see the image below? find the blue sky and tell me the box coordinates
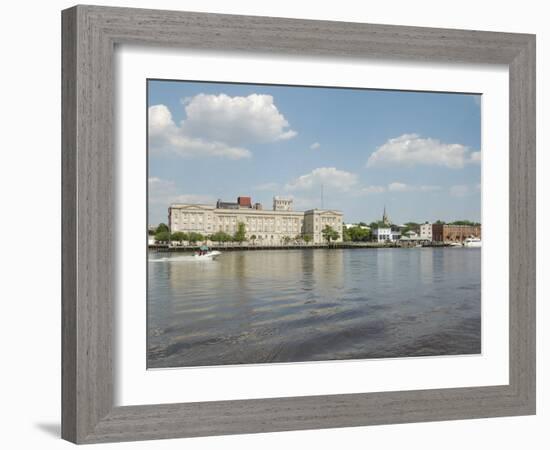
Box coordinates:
[148,79,481,226]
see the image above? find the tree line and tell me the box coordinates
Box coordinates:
[151,222,344,245]
[151,223,337,245]
[151,219,479,246]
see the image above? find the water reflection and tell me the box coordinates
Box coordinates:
[148,248,481,368]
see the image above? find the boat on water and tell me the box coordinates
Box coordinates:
[449,242,463,247]
[463,237,482,248]
[194,245,221,260]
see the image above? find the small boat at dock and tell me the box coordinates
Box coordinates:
[463,237,482,248]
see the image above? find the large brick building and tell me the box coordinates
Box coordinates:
[431,224,481,243]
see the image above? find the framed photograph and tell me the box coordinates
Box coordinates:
[62,5,536,444]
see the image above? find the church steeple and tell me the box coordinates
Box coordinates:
[382,205,391,226]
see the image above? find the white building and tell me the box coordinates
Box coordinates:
[343,223,370,230]
[273,196,293,211]
[303,209,344,244]
[420,222,433,241]
[372,227,401,243]
[168,197,343,245]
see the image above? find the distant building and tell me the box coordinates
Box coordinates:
[169,196,343,245]
[273,196,293,211]
[403,230,419,238]
[372,227,401,243]
[419,222,433,241]
[371,207,399,242]
[343,223,370,230]
[432,224,481,243]
[303,209,344,243]
[216,199,239,209]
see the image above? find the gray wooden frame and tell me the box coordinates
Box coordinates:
[62,4,536,444]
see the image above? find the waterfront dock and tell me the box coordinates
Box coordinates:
[149,242,450,252]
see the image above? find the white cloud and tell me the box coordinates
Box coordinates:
[469,151,481,163]
[367,134,479,169]
[149,94,296,159]
[180,93,296,144]
[148,105,174,136]
[450,184,472,198]
[388,182,441,192]
[148,176,214,206]
[310,142,321,150]
[283,167,386,200]
[285,167,359,192]
[149,104,251,160]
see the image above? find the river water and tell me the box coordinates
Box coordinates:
[147,248,481,368]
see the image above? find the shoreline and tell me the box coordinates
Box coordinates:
[148,242,453,252]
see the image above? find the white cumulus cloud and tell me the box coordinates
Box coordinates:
[310,142,321,150]
[180,93,296,144]
[149,104,250,159]
[367,134,479,169]
[284,167,387,198]
[149,93,296,159]
[285,167,359,192]
[388,182,441,192]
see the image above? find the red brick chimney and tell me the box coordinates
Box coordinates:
[237,196,252,208]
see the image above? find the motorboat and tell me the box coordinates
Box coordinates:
[463,237,482,248]
[449,242,463,247]
[193,250,221,260]
[194,245,221,260]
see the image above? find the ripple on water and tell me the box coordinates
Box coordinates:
[147,248,481,368]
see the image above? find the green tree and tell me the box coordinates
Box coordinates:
[210,231,232,243]
[449,220,480,226]
[170,231,187,243]
[401,222,420,234]
[155,223,169,234]
[154,230,170,243]
[343,227,351,242]
[348,226,370,242]
[187,232,204,244]
[322,225,339,244]
[282,235,292,245]
[303,235,312,244]
[369,220,388,229]
[233,222,247,244]
[294,234,303,243]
